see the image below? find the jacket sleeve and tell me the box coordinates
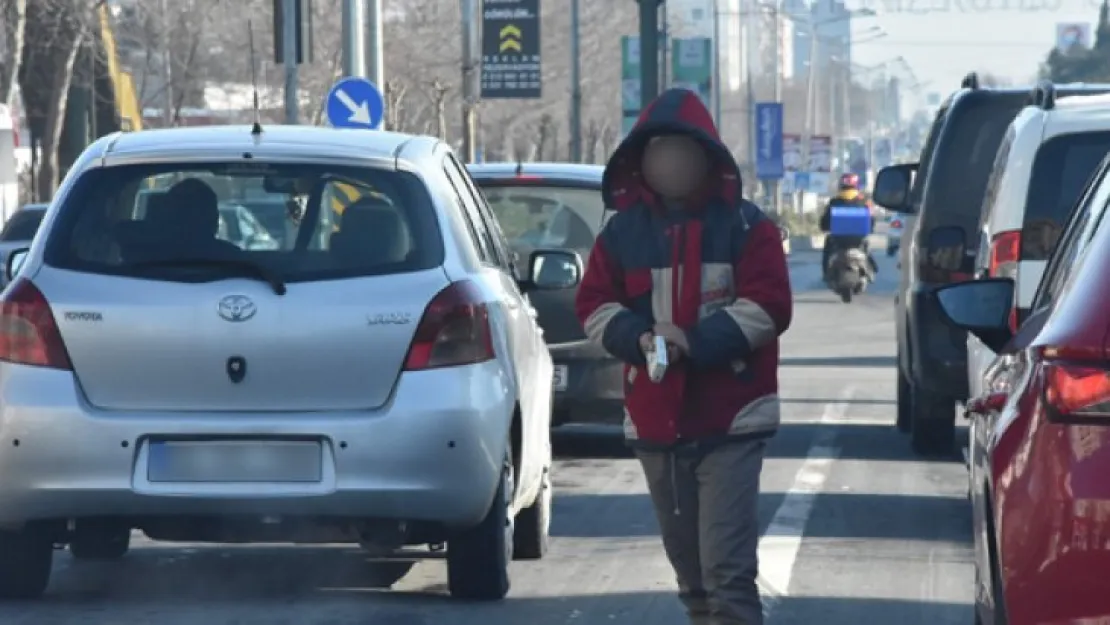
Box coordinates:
[684,219,793,368]
[575,230,652,366]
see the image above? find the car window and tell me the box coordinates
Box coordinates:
[217,209,243,242]
[974,127,1016,274]
[42,162,443,284]
[1031,159,1110,311]
[923,97,1025,235]
[908,104,947,207]
[1021,131,1110,261]
[479,185,603,250]
[443,158,499,265]
[0,209,45,241]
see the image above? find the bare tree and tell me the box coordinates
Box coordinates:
[0,0,27,105]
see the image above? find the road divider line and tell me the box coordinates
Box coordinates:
[758,386,853,618]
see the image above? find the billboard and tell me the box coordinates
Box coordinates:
[1056,22,1092,53]
[481,0,542,99]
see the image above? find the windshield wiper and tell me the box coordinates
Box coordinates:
[129,257,288,295]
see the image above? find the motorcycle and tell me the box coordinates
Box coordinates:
[825,244,874,303]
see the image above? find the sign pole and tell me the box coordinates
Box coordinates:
[341,0,367,78]
[461,0,479,163]
[282,0,299,124]
[569,0,582,162]
[637,0,660,109]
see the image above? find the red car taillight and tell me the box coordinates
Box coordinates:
[1042,346,1110,422]
[989,229,1021,331]
[891,219,903,229]
[403,281,495,371]
[0,279,72,369]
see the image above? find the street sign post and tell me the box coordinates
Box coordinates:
[755,102,784,180]
[325,77,385,130]
[481,0,542,99]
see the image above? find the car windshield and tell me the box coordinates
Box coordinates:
[42,162,443,284]
[0,209,45,241]
[478,185,604,249]
[1021,131,1110,260]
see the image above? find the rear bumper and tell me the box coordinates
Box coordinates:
[0,361,514,530]
[550,340,623,426]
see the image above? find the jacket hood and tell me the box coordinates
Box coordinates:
[602,88,742,210]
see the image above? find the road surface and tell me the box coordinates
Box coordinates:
[0,250,974,624]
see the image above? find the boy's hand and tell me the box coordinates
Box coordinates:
[654,323,689,360]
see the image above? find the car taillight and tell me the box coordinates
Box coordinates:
[891,219,903,229]
[1042,345,1110,422]
[0,279,72,369]
[988,230,1021,280]
[988,230,1022,331]
[404,280,495,371]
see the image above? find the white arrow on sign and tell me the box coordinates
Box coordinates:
[334,88,372,125]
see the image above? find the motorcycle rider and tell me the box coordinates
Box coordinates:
[819,173,878,277]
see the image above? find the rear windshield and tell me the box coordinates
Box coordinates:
[923,97,1025,232]
[476,184,604,249]
[43,162,443,283]
[0,209,44,241]
[1022,131,1110,260]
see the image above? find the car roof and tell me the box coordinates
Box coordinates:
[466,162,604,184]
[80,125,441,172]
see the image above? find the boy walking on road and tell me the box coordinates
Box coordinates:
[575,88,793,625]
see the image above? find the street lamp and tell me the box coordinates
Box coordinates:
[797,8,876,197]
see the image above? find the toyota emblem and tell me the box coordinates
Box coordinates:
[217,295,257,322]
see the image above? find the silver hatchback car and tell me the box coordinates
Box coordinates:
[0,125,579,601]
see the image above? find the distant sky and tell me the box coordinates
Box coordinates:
[845,0,1102,108]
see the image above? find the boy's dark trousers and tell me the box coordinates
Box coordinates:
[636,437,767,625]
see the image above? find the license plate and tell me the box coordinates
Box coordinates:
[147,440,323,483]
[552,365,568,392]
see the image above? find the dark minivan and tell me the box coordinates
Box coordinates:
[468,163,620,427]
[872,73,1110,455]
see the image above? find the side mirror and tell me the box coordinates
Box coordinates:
[873,163,917,213]
[524,249,583,291]
[934,278,1015,353]
[6,248,29,282]
[925,225,967,272]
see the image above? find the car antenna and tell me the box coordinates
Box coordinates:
[246,20,263,137]
[514,160,523,176]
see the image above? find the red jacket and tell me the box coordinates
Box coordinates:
[575,88,793,448]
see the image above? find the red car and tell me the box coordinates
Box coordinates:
[934,154,1110,625]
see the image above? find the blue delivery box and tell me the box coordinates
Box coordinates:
[829,204,872,237]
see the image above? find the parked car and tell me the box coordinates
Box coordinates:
[0,125,576,600]
[967,84,1110,404]
[0,202,46,287]
[885,212,908,257]
[872,72,1110,455]
[935,149,1110,624]
[467,162,621,427]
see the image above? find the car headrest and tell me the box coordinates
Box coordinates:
[332,200,411,266]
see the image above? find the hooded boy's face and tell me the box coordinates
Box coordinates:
[641,134,710,200]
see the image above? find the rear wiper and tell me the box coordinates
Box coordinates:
[129,257,288,295]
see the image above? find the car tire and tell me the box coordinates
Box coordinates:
[69,524,130,561]
[512,465,551,561]
[896,364,912,433]
[446,446,513,601]
[910,388,956,455]
[0,525,54,599]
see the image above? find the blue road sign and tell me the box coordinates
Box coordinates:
[794,171,810,192]
[755,102,784,180]
[325,77,385,130]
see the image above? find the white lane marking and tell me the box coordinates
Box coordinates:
[758,386,853,617]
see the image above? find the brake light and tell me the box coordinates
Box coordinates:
[988,230,1021,279]
[891,219,903,229]
[0,279,71,369]
[404,281,495,371]
[1041,345,1110,421]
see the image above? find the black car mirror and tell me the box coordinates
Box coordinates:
[873,163,917,213]
[934,278,1015,352]
[524,249,583,291]
[6,248,29,282]
[925,225,967,272]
